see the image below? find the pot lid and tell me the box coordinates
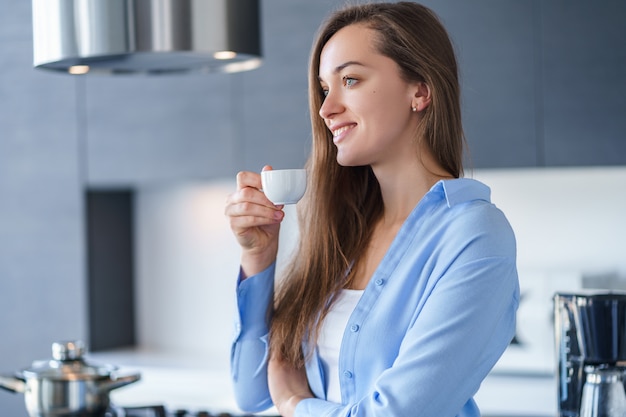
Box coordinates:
[22,341,116,380]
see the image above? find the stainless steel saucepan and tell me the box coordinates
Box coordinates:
[0,340,140,417]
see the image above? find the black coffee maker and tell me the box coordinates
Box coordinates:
[554,292,626,417]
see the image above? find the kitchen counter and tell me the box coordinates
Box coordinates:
[91,348,556,417]
[475,372,556,417]
[90,348,278,415]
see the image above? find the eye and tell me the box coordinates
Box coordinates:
[343,76,358,88]
[319,83,329,98]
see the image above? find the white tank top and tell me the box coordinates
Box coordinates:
[317,289,364,403]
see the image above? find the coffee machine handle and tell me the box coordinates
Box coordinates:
[555,294,586,416]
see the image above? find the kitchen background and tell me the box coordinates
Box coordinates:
[1,0,625,416]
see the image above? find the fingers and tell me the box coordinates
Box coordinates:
[225,169,284,271]
[226,170,285,231]
[236,170,262,192]
[229,172,281,210]
[226,201,283,232]
[232,169,284,209]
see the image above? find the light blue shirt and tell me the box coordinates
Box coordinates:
[231,178,520,417]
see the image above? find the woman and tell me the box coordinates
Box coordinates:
[224,3,519,417]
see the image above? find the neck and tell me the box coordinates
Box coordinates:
[373,152,453,226]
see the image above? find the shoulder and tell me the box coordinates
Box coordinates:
[435,178,509,224]
[427,178,517,254]
[439,178,491,207]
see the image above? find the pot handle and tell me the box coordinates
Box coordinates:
[0,374,26,394]
[97,372,141,394]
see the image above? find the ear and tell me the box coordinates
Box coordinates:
[411,82,432,112]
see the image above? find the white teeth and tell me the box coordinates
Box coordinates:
[332,125,354,137]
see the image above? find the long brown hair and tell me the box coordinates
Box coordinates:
[270,2,465,368]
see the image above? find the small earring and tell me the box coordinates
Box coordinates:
[412,106,417,112]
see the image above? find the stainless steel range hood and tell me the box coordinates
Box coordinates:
[32,0,262,75]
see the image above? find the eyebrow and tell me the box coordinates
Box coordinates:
[318,60,366,82]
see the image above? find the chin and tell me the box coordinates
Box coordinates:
[335,153,361,167]
[336,159,357,167]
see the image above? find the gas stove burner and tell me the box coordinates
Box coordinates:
[103,404,130,417]
[118,405,166,417]
[110,404,278,417]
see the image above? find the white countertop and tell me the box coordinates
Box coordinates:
[90,348,278,415]
[91,348,556,417]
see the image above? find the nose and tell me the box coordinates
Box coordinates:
[318,89,343,121]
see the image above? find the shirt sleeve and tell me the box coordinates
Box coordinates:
[230,263,276,413]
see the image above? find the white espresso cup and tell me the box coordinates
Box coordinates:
[261,169,307,205]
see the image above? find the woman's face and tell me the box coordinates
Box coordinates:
[318,24,421,168]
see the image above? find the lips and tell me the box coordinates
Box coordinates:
[330,123,356,139]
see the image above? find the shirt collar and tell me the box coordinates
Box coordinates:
[438,178,492,208]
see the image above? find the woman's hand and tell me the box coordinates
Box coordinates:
[225,166,284,277]
[268,355,313,417]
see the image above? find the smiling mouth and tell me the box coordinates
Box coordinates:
[332,124,355,137]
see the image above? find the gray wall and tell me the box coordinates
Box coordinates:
[0,1,86,415]
[1,0,624,415]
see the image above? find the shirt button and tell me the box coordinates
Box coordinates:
[343,370,353,379]
[375,278,384,286]
[350,324,359,332]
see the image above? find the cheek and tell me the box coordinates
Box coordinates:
[365,96,410,128]
[352,86,412,129]
[378,87,409,112]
